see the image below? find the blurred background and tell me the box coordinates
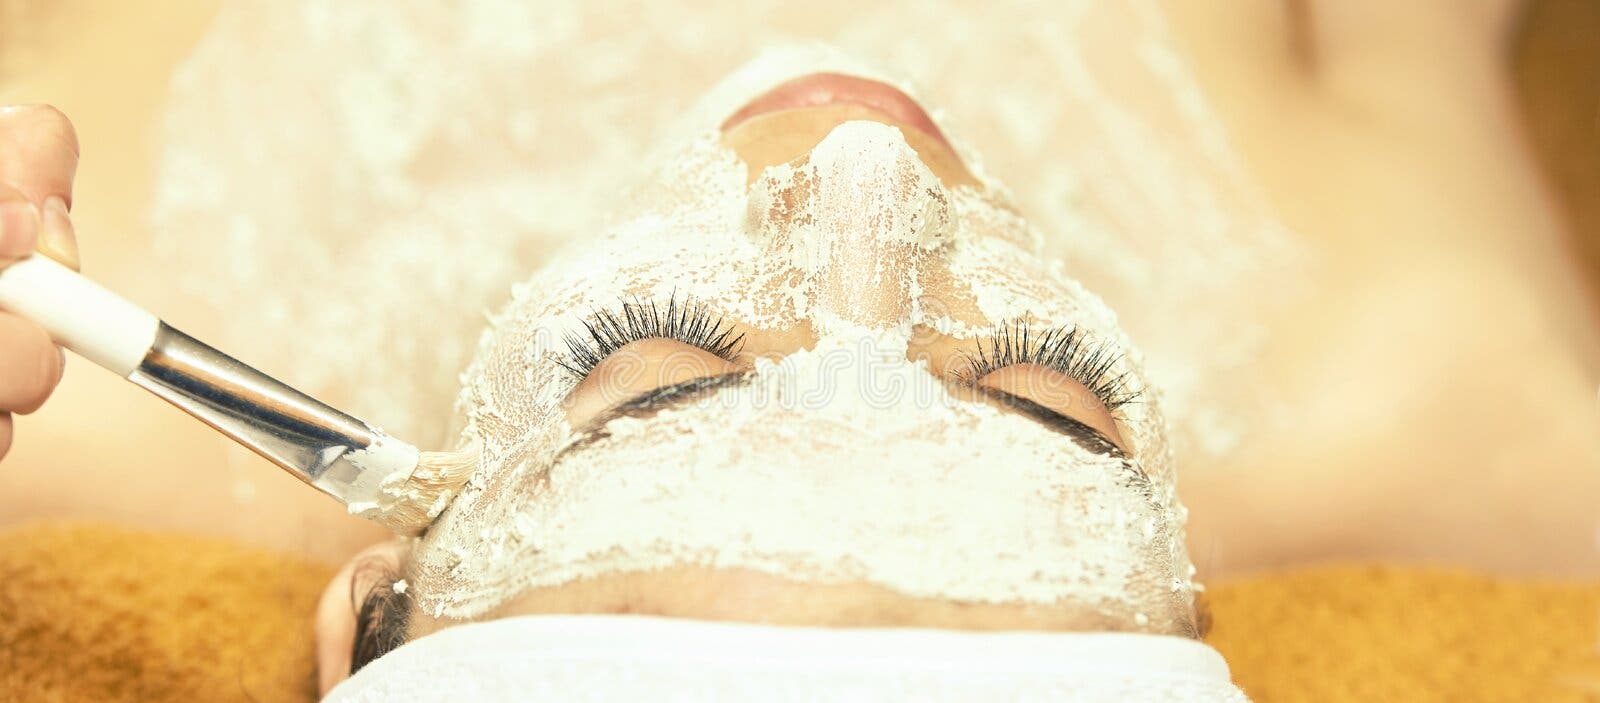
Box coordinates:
[0,0,1595,575]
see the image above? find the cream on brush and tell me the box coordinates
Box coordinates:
[0,254,476,534]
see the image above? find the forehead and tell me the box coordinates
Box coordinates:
[415,343,1189,620]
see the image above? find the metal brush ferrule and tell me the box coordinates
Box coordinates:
[127,322,410,506]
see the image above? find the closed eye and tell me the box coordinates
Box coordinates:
[558,295,747,426]
[967,382,1127,458]
[953,323,1140,454]
[562,337,742,427]
[558,294,744,381]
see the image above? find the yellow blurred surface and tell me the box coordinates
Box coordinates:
[3,521,1596,703]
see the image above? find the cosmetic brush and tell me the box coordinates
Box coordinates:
[0,255,476,534]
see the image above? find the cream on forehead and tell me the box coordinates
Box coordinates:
[427,334,1193,630]
[411,78,1190,621]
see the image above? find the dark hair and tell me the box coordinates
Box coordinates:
[350,563,412,674]
[1194,592,1213,639]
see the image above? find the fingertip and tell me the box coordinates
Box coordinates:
[0,104,80,158]
[0,103,77,137]
[0,103,80,208]
[0,313,63,415]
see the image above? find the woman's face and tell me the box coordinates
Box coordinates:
[347,55,1198,663]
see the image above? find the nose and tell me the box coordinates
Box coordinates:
[762,122,951,332]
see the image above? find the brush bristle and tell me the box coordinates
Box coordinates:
[370,440,480,535]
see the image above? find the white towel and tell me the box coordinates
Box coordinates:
[327,614,1251,702]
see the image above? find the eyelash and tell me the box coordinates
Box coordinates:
[557,294,745,379]
[557,305,1134,411]
[956,322,1142,411]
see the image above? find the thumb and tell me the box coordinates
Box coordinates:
[0,183,75,271]
[0,105,80,271]
[0,183,40,266]
[36,193,78,271]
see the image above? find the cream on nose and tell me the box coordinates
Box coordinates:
[750,121,951,333]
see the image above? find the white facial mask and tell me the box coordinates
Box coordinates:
[408,53,1197,631]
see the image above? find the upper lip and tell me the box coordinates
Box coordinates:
[720,72,951,148]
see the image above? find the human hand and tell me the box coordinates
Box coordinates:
[0,105,80,460]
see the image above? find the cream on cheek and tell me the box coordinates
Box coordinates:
[409,117,1193,624]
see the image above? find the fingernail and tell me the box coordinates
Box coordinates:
[0,199,40,259]
[37,196,78,269]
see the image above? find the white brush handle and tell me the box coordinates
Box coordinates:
[0,256,159,377]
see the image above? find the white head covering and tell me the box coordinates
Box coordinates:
[327,615,1251,702]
